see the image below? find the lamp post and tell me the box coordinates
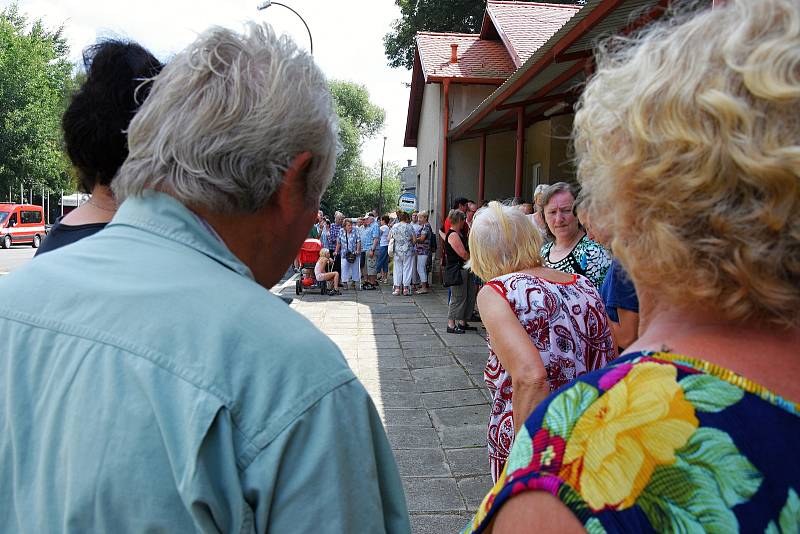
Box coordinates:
[378,136,387,216]
[256,1,313,55]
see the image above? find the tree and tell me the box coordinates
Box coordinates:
[0,3,74,200]
[384,0,582,70]
[321,80,387,216]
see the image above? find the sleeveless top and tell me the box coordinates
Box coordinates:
[445,229,466,268]
[482,272,615,482]
[465,351,800,534]
[541,234,612,288]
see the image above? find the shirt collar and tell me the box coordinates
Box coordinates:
[108,191,254,280]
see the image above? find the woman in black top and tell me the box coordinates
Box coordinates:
[445,209,476,334]
[37,40,162,256]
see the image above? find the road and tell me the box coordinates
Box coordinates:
[0,246,36,276]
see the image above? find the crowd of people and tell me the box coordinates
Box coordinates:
[310,208,435,296]
[0,0,797,532]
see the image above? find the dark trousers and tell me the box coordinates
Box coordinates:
[333,254,342,276]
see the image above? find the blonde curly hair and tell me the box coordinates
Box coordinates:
[574,0,800,329]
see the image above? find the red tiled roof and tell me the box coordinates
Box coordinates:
[415,32,515,81]
[484,1,580,66]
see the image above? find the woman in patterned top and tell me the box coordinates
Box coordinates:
[469,202,615,483]
[465,1,800,532]
[539,182,611,288]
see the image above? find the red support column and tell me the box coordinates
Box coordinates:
[478,133,486,204]
[441,79,450,225]
[514,107,524,199]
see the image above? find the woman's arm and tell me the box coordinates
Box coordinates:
[448,232,470,261]
[477,287,549,435]
[610,308,639,350]
[488,491,585,533]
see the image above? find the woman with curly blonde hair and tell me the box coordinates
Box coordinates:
[466,1,800,532]
[469,201,614,482]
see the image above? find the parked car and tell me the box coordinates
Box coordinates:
[0,204,46,249]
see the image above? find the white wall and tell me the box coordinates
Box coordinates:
[415,82,442,229]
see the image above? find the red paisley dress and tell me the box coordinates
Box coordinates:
[483,272,615,482]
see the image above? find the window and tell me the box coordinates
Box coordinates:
[21,210,42,224]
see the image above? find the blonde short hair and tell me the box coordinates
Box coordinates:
[319,248,330,259]
[468,201,543,281]
[574,0,800,328]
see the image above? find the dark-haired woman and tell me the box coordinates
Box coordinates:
[36,40,162,256]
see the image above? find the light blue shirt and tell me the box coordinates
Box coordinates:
[0,192,410,533]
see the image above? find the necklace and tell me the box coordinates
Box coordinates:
[87,197,118,212]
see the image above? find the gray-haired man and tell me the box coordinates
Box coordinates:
[0,24,409,533]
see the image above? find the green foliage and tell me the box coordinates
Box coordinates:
[0,4,74,197]
[543,381,598,439]
[321,80,396,217]
[384,0,582,70]
[679,374,744,413]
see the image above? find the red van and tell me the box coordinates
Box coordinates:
[0,204,46,249]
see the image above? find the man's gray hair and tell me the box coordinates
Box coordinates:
[113,23,339,212]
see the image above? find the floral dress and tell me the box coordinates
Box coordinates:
[465,352,800,534]
[541,234,612,288]
[483,272,615,483]
[391,222,415,257]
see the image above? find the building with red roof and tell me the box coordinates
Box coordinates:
[404,0,679,228]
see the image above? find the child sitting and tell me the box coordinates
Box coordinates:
[315,248,341,295]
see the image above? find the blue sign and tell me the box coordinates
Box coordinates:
[398,193,416,213]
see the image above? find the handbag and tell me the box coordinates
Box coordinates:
[345,231,357,263]
[442,262,463,287]
[388,237,395,258]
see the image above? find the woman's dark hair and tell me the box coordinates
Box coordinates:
[381,215,390,224]
[63,40,163,193]
[398,211,410,223]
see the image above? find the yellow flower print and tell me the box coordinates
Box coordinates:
[559,362,699,511]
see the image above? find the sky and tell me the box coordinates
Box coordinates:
[7,0,418,170]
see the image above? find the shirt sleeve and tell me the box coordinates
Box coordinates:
[241,380,410,534]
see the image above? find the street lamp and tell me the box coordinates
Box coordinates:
[378,136,387,216]
[256,1,313,55]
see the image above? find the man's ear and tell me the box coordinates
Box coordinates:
[273,152,313,210]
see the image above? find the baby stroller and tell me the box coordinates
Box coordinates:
[295,238,327,295]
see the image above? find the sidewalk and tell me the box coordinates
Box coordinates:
[276,278,493,534]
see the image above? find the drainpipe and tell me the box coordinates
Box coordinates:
[515,107,524,199]
[441,79,450,226]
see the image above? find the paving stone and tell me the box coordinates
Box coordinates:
[357,367,413,382]
[400,337,443,352]
[383,408,432,427]
[431,405,487,427]
[361,379,418,393]
[386,426,440,449]
[438,425,487,449]
[412,366,475,392]
[453,351,488,375]
[392,317,431,325]
[445,448,491,477]
[421,389,488,410]
[394,448,451,477]
[410,514,473,534]
[358,348,405,359]
[395,324,437,335]
[403,477,465,512]
[378,392,424,408]
[458,475,494,510]
[407,356,457,369]
[441,333,488,348]
[357,340,401,349]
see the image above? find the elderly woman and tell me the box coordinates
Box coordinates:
[334,218,361,290]
[469,202,614,482]
[414,211,433,294]
[36,41,162,255]
[390,211,416,295]
[444,209,476,333]
[539,182,611,288]
[466,1,800,532]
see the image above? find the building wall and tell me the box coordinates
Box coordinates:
[449,85,498,129]
[524,119,552,200]
[548,114,576,183]
[415,83,442,227]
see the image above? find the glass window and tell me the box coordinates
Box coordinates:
[0,212,8,224]
[21,210,42,224]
